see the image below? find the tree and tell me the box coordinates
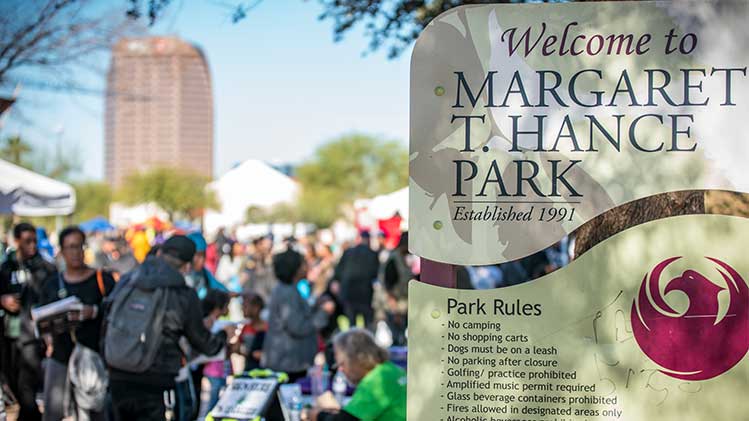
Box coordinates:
[317,0,511,58]
[0,0,137,91]
[29,140,81,181]
[245,203,300,224]
[117,166,217,221]
[0,135,31,165]
[296,133,408,227]
[1,134,82,181]
[125,0,263,24]
[123,0,560,58]
[72,181,112,223]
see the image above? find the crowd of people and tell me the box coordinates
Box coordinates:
[0,219,568,421]
[0,222,417,421]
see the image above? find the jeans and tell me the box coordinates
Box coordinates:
[205,376,225,415]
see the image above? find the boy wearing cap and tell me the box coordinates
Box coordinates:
[107,235,236,421]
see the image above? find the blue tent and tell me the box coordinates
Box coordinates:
[79,216,114,233]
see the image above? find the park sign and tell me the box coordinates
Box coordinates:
[408,215,749,421]
[407,2,749,421]
[409,0,749,265]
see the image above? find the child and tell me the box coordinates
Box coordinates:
[239,293,267,371]
[201,289,232,414]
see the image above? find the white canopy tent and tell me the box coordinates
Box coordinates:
[204,160,298,234]
[354,187,408,228]
[367,187,408,221]
[0,159,75,216]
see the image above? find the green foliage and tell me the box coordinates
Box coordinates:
[245,203,300,224]
[1,135,32,166]
[317,0,561,58]
[117,166,217,220]
[29,142,81,182]
[298,187,342,229]
[123,0,555,58]
[72,182,113,224]
[296,133,408,227]
[1,135,81,181]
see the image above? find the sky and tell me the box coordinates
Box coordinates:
[2,0,412,181]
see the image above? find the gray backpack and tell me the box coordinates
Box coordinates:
[104,274,170,373]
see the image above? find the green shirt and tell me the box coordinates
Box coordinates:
[344,361,407,421]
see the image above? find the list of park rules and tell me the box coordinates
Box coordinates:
[407,282,629,421]
[441,299,617,420]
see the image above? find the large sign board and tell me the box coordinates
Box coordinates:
[409,215,749,421]
[408,2,749,421]
[409,0,749,265]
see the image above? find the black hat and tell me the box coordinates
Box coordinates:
[161,235,196,263]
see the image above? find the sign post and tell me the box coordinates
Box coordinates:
[408,1,749,420]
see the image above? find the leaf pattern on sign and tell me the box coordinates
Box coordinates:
[410,8,490,244]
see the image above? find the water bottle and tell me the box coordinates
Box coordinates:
[332,371,347,405]
[289,394,302,421]
[322,363,330,392]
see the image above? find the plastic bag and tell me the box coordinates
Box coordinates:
[68,343,109,411]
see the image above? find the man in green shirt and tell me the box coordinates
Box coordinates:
[314,329,407,421]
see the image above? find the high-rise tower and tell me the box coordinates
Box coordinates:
[105,36,213,185]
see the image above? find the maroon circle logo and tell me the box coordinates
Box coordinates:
[631,257,749,381]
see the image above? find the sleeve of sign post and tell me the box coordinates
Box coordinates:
[419,258,456,289]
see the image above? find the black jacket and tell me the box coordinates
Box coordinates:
[0,251,57,345]
[108,256,227,388]
[335,244,380,305]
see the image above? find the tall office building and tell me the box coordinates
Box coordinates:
[105,36,213,186]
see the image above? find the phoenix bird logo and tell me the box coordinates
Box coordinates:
[631,257,749,381]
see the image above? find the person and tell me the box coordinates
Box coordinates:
[239,293,266,371]
[200,289,232,415]
[317,280,345,369]
[334,232,380,328]
[311,329,406,421]
[262,249,334,382]
[307,244,335,299]
[185,232,231,407]
[521,250,552,280]
[186,232,228,299]
[40,226,116,421]
[129,227,151,263]
[497,261,528,287]
[35,227,55,262]
[205,238,219,275]
[214,228,229,262]
[0,222,57,421]
[93,237,138,280]
[382,233,413,346]
[107,235,235,421]
[241,236,276,301]
[216,242,244,293]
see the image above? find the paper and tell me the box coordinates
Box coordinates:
[209,377,277,419]
[31,296,83,321]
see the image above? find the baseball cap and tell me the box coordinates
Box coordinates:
[161,235,196,263]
